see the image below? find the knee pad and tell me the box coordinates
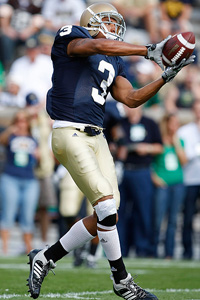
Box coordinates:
[94,198,117,230]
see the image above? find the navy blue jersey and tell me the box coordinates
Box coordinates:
[46,25,126,127]
[4,134,38,179]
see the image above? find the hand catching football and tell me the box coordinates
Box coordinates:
[162,55,196,83]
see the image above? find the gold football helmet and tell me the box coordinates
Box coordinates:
[80,2,126,41]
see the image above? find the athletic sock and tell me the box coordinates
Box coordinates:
[97,228,127,283]
[108,257,128,284]
[45,219,95,262]
[44,241,67,262]
[60,219,95,252]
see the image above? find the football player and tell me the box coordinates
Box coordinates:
[27,2,195,300]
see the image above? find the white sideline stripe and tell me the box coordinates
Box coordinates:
[0,259,200,270]
[177,34,195,49]
[1,289,200,299]
[0,264,148,274]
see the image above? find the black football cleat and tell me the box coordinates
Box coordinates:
[27,248,56,299]
[111,273,158,300]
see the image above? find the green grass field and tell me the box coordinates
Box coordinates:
[0,255,199,300]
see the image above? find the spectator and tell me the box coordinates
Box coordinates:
[151,113,187,259]
[7,35,53,107]
[116,105,163,257]
[158,0,193,39]
[41,0,86,32]
[25,92,57,248]
[132,59,162,109]
[111,0,159,43]
[38,30,55,56]
[0,60,5,92]
[164,64,200,114]
[0,74,24,108]
[177,99,200,259]
[0,109,40,255]
[104,98,126,157]
[0,4,16,70]
[0,2,44,70]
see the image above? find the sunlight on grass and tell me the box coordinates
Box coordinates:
[0,256,199,300]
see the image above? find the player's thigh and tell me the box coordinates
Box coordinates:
[52,128,114,205]
[86,199,94,215]
[96,133,120,208]
[59,170,85,217]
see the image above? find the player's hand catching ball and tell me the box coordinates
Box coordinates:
[145,35,171,70]
[162,55,196,83]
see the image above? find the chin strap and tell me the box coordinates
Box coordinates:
[99,28,119,40]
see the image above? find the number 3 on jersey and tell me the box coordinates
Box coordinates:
[92,60,115,105]
[59,25,115,106]
[59,25,72,36]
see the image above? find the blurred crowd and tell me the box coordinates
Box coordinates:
[0,0,200,263]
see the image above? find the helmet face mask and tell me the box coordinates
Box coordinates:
[80,3,126,41]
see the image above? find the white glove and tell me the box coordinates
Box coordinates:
[162,55,196,83]
[145,35,171,70]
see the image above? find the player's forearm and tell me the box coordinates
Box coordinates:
[67,38,148,57]
[125,77,165,108]
[95,39,148,56]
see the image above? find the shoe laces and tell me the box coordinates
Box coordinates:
[126,276,147,299]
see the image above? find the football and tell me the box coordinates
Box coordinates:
[162,31,195,67]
